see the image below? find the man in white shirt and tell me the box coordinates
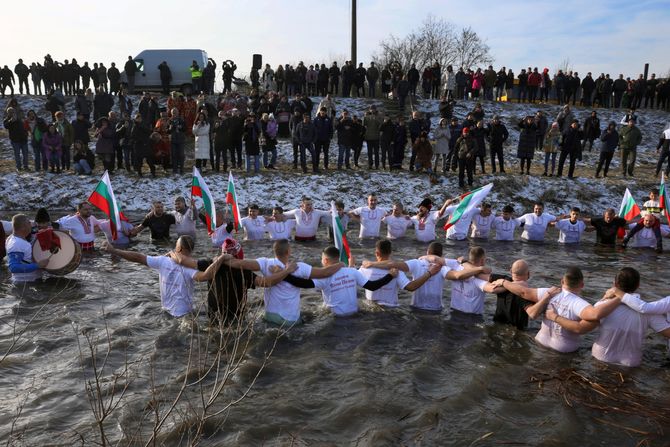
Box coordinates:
[284,196,331,241]
[266,206,297,240]
[98,219,135,246]
[492,205,521,241]
[494,267,621,353]
[363,242,490,312]
[470,203,494,240]
[282,246,401,316]
[325,200,350,241]
[240,204,266,240]
[553,207,586,244]
[171,196,197,237]
[622,214,667,252]
[517,202,556,242]
[224,239,344,324]
[382,202,413,239]
[5,214,48,282]
[410,198,452,242]
[547,267,670,367]
[443,201,478,241]
[210,209,235,247]
[56,202,101,251]
[349,193,387,239]
[449,246,506,315]
[359,240,443,307]
[102,236,223,317]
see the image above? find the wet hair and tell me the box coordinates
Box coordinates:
[563,267,583,289]
[273,239,290,257]
[570,207,581,214]
[427,242,443,257]
[615,267,640,293]
[469,246,486,263]
[177,235,195,253]
[273,206,284,213]
[650,188,659,195]
[301,196,311,203]
[12,214,31,232]
[604,208,616,215]
[534,201,544,208]
[35,208,51,224]
[174,196,186,204]
[322,246,340,261]
[77,202,89,211]
[480,202,491,210]
[249,204,259,210]
[335,200,345,209]
[376,240,392,257]
[502,205,514,213]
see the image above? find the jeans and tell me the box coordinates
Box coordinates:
[246,154,260,173]
[366,140,380,168]
[337,144,351,168]
[263,148,277,168]
[32,142,44,170]
[368,81,376,98]
[544,152,557,174]
[11,141,29,170]
[61,145,71,170]
[171,140,185,173]
[74,159,92,174]
[315,140,330,169]
[299,143,314,171]
[596,152,614,177]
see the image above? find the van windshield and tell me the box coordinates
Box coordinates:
[134,59,144,72]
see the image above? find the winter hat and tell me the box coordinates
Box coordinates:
[35,208,51,224]
[418,198,433,210]
[222,238,244,259]
[462,127,470,135]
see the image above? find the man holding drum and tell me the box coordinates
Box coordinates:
[6,214,49,282]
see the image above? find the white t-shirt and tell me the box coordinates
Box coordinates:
[359,267,410,307]
[534,289,588,353]
[410,211,441,242]
[312,267,369,316]
[6,235,42,282]
[449,265,489,315]
[492,216,520,241]
[555,219,586,244]
[622,293,670,315]
[470,213,494,239]
[444,206,478,240]
[146,255,198,317]
[256,257,312,322]
[98,219,134,245]
[383,215,413,239]
[591,301,670,367]
[351,206,387,238]
[405,259,451,311]
[285,208,330,238]
[518,213,555,241]
[211,224,234,247]
[265,219,297,240]
[56,214,100,243]
[171,208,197,236]
[241,216,267,240]
[1,220,12,234]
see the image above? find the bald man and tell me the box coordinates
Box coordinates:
[489,259,559,330]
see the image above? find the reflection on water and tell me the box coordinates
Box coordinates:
[1,217,669,445]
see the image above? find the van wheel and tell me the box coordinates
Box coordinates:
[181,84,192,95]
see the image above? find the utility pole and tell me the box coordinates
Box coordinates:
[351,0,357,66]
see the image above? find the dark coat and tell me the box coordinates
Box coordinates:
[517,120,537,158]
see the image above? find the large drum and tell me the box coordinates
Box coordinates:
[32,230,82,276]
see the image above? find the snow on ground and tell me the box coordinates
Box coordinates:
[1,94,669,220]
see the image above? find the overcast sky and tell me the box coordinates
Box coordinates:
[4,0,668,78]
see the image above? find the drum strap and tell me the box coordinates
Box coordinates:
[80,241,95,251]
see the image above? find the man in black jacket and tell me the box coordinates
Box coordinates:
[124,56,137,93]
[580,72,595,106]
[328,62,340,95]
[487,115,509,173]
[14,59,30,95]
[557,119,583,178]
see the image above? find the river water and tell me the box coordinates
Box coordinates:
[1,216,669,446]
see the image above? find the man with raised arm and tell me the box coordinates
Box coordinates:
[359,240,444,308]
[348,193,388,239]
[362,242,489,312]
[492,267,622,353]
[283,196,331,241]
[584,208,627,246]
[381,202,413,240]
[546,267,670,367]
[219,239,343,325]
[552,207,587,244]
[410,197,452,242]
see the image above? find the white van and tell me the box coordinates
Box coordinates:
[121,49,208,94]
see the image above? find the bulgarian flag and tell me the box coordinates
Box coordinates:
[443,183,493,230]
[331,201,351,264]
[617,188,641,238]
[191,167,216,234]
[660,173,670,224]
[87,171,123,240]
[226,172,242,232]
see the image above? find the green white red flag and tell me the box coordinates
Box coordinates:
[87,171,124,240]
[660,173,670,224]
[618,188,641,221]
[191,167,216,234]
[226,172,242,232]
[443,183,493,230]
[331,201,351,264]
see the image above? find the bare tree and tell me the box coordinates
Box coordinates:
[372,15,493,72]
